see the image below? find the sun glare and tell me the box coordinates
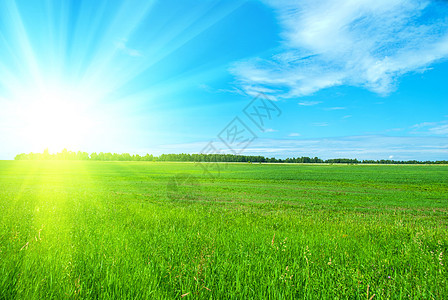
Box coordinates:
[13,83,97,153]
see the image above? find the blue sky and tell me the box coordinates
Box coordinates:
[0,0,447,160]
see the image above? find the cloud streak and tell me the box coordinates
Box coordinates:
[115,39,143,57]
[312,122,329,127]
[298,100,321,106]
[231,0,448,98]
[324,107,346,111]
[411,120,448,135]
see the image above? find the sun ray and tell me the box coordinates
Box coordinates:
[94,1,246,95]
[2,0,43,87]
[0,0,252,155]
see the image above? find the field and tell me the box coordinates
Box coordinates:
[0,161,447,299]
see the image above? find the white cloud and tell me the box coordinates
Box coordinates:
[115,39,143,57]
[411,120,448,135]
[289,132,301,136]
[429,124,448,135]
[385,128,403,132]
[298,100,321,106]
[312,122,329,127]
[232,0,448,98]
[411,121,438,129]
[264,128,278,132]
[324,107,346,110]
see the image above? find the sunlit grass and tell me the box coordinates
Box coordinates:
[0,161,446,298]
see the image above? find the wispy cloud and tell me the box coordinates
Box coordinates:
[231,0,448,98]
[411,121,438,129]
[385,128,403,132]
[198,84,248,96]
[429,124,448,135]
[288,132,301,137]
[264,128,278,132]
[115,39,143,57]
[298,100,321,106]
[324,107,346,111]
[410,120,448,135]
[312,122,329,127]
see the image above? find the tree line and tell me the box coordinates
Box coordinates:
[13,149,447,164]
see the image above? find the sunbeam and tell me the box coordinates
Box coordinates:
[0,0,251,155]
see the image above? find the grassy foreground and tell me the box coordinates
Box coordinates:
[0,161,447,299]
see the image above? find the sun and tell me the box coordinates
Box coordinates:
[13,82,97,153]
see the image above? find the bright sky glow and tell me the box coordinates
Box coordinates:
[0,0,447,160]
[10,82,97,151]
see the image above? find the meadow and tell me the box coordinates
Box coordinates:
[0,161,446,299]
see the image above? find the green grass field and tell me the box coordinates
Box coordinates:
[0,161,447,299]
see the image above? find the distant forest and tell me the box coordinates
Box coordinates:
[14,149,447,164]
